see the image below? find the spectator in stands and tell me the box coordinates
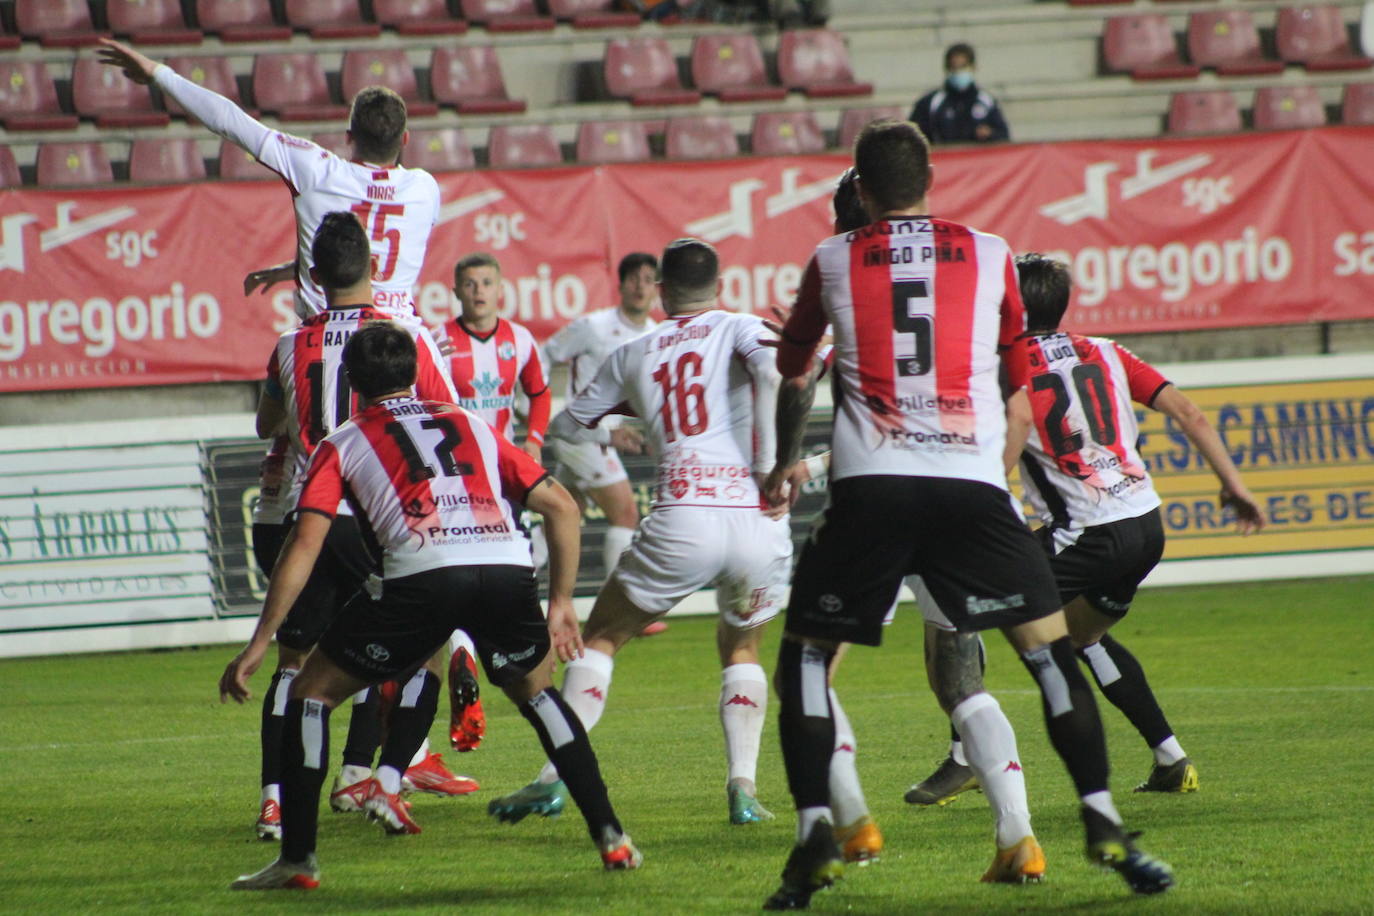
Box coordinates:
[910,43,1010,145]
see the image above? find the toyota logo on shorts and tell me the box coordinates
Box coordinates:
[365,643,391,662]
[819,594,843,614]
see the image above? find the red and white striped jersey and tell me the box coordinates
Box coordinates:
[779,217,1026,489]
[152,66,441,320]
[436,318,550,445]
[297,397,549,578]
[1006,331,1168,534]
[565,309,777,510]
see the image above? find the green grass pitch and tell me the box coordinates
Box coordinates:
[2,575,1371,915]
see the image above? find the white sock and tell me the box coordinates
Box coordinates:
[377,765,403,795]
[602,525,635,574]
[720,663,768,786]
[1153,735,1186,765]
[951,692,1033,849]
[797,805,833,843]
[261,783,280,805]
[950,738,968,767]
[537,648,614,785]
[449,628,476,659]
[338,764,371,787]
[827,688,868,829]
[1082,790,1122,825]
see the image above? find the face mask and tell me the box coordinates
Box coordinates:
[947,70,974,91]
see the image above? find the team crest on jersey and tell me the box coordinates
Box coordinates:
[497,341,516,361]
[472,371,502,398]
[667,478,690,500]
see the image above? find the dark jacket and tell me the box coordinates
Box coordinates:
[910,81,1010,144]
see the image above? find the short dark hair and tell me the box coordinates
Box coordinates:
[617,252,658,284]
[349,87,407,164]
[853,120,931,213]
[312,211,372,291]
[944,43,976,69]
[454,252,500,285]
[832,167,868,233]
[659,238,718,307]
[343,322,416,398]
[1015,253,1073,331]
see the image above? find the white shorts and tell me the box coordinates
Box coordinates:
[613,506,792,627]
[905,575,955,632]
[550,438,630,492]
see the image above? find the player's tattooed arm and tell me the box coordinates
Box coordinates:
[924,624,986,714]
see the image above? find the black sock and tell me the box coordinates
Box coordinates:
[519,687,621,844]
[378,669,439,775]
[1020,636,1109,797]
[259,668,296,789]
[776,638,837,811]
[341,687,382,770]
[1078,634,1174,749]
[280,697,330,864]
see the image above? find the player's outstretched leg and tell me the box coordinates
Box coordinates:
[255,667,297,840]
[448,630,486,751]
[721,655,772,825]
[329,687,379,813]
[828,688,882,864]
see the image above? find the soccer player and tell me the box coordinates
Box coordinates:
[487,238,789,827]
[909,253,1265,798]
[219,322,640,889]
[252,212,474,839]
[761,120,1173,909]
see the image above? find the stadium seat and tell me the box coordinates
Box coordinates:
[0,15,20,50]
[374,0,468,35]
[129,138,208,183]
[1342,82,1374,123]
[1167,91,1242,134]
[1277,5,1373,71]
[252,54,348,121]
[487,125,563,168]
[15,0,102,47]
[751,111,825,155]
[405,128,476,172]
[690,36,787,103]
[0,61,80,131]
[577,120,653,164]
[218,139,273,179]
[459,0,555,32]
[547,0,640,29]
[430,46,527,114]
[1187,11,1284,76]
[837,105,905,150]
[341,50,439,117]
[1103,16,1202,80]
[36,142,114,187]
[604,37,703,107]
[106,0,202,44]
[1253,85,1328,129]
[0,147,21,187]
[163,57,246,121]
[284,0,381,39]
[312,132,352,157]
[665,116,739,160]
[71,59,172,128]
[777,29,873,98]
[196,0,291,42]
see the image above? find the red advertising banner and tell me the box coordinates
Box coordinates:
[3,126,1372,393]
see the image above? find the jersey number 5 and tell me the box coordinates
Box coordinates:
[385,418,474,483]
[351,202,405,282]
[652,352,708,442]
[892,280,932,377]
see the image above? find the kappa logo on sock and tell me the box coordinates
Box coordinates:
[583,687,605,701]
[837,742,855,753]
[725,694,759,707]
[1004,761,1023,773]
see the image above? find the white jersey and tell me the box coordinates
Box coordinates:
[564,309,778,511]
[153,66,441,320]
[544,308,660,401]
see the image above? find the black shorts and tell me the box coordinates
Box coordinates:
[317,564,549,690]
[1037,508,1165,620]
[253,517,377,651]
[787,476,1062,646]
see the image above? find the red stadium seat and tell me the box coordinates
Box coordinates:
[1103,16,1202,80]
[1342,82,1374,123]
[129,138,208,183]
[665,116,739,160]
[0,61,80,131]
[837,105,905,150]
[604,37,703,106]
[0,147,22,187]
[1187,11,1284,76]
[751,111,825,155]
[107,0,202,45]
[459,0,555,32]
[577,120,653,164]
[341,50,439,117]
[163,57,247,121]
[1277,5,1373,72]
[15,0,102,47]
[71,59,172,128]
[312,132,352,157]
[1253,85,1327,129]
[405,128,476,172]
[1167,91,1242,134]
[547,0,640,29]
[487,125,563,168]
[252,54,348,121]
[196,0,291,42]
[691,35,787,102]
[284,0,381,39]
[36,142,114,187]
[373,0,468,35]
[430,46,527,114]
[777,29,873,98]
[218,139,274,179]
